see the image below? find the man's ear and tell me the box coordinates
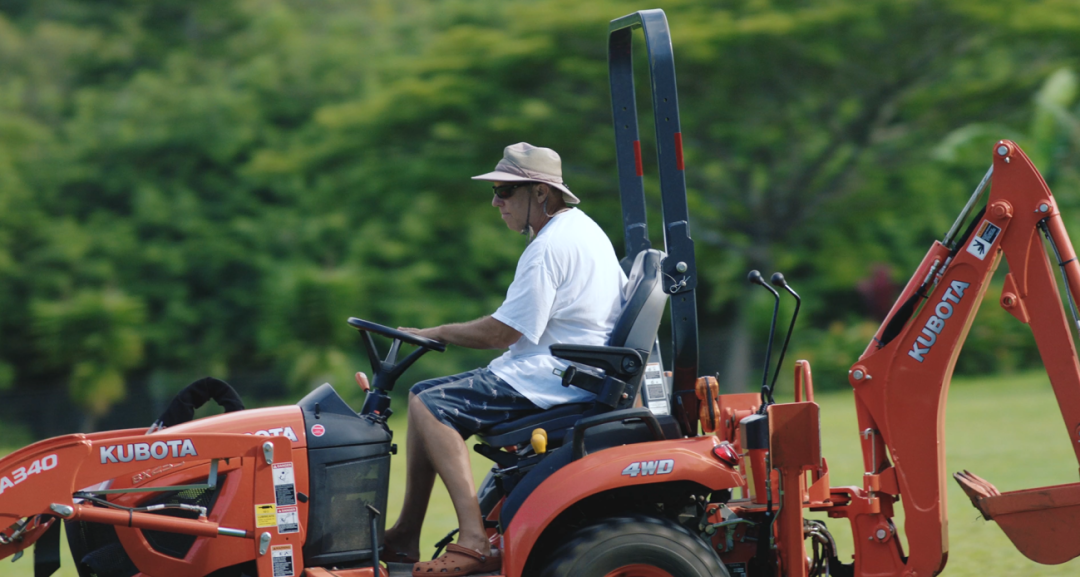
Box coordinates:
[535,183,550,203]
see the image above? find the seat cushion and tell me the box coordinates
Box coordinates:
[476,402,591,447]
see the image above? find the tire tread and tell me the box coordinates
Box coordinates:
[539,514,729,577]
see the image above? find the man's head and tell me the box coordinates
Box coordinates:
[473,142,579,235]
[489,180,567,232]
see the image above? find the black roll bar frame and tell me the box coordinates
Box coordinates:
[608,9,700,434]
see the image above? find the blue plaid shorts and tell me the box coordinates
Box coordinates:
[410,368,542,440]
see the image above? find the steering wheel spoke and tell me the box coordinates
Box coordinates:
[387,339,403,366]
[360,330,383,374]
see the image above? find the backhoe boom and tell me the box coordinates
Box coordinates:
[844,140,1080,575]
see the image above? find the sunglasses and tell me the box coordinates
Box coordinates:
[492,183,531,199]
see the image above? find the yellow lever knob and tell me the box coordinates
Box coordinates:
[531,428,548,454]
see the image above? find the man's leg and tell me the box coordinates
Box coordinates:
[383,393,438,560]
[406,393,490,554]
[388,369,540,562]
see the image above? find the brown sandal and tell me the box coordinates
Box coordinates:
[411,543,501,575]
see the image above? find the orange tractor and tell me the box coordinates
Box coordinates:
[2,8,1080,577]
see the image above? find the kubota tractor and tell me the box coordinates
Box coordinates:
[3,8,1080,577]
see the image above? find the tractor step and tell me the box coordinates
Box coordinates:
[385,562,503,576]
[304,566,387,576]
[301,561,503,576]
[955,470,1080,565]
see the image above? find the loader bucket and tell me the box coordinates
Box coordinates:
[955,471,1080,565]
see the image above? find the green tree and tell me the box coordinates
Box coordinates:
[31,289,145,429]
[3,0,1080,435]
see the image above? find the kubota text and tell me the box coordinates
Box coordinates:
[908,280,971,363]
[100,439,198,464]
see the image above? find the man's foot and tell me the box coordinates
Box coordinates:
[382,528,421,564]
[380,548,420,565]
[411,544,501,576]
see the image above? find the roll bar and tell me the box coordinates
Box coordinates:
[608,9,700,433]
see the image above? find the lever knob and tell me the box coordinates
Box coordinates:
[355,372,370,392]
[531,428,548,454]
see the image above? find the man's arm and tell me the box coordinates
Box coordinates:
[399,316,522,350]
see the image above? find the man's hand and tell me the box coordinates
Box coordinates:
[397,327,443,342]
[397,317,521,350]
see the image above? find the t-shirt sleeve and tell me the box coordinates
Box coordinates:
[492,258,558,345]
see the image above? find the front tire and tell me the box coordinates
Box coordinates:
[539,514,729,577]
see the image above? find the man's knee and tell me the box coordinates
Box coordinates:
[409,392,433,418]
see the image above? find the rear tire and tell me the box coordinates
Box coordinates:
[539,514,729,577]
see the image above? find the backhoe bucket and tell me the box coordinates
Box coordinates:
[955,470,1080,565]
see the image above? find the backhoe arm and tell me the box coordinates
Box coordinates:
[841,140,1080,576]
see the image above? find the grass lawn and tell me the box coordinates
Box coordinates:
[807,370,1080,577]
[5,370,1080,576]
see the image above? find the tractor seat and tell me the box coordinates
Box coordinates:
[474,248,669,452]
[478,402,591,447]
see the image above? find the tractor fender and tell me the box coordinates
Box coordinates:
[501,435,742,577]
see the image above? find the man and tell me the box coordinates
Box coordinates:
[383,143,626,576]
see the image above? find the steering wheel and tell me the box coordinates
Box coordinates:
[347,317,444,416]
[346,318,446,352]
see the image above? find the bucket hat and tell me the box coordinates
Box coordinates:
[472,142,580,204]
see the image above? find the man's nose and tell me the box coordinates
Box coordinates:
[492,195,502,207]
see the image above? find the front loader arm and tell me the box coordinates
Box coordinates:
[0,432,294,575]
[842,140,1080,576]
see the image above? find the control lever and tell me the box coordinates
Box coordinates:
[748,270,780,409]
[768,272,802,399]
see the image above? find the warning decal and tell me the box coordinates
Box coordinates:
[271,545,294,577]
[643,363,669,416]
[255,504,277,528]
[276,505,299,534]
[966,220,1002,261]
[273,462,296,506]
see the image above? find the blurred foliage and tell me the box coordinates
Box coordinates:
[1,0,1080,432]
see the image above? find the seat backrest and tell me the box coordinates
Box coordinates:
[602,249,667,412]
[608,249,667,351]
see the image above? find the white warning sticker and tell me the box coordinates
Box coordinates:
[643,363,669,416]
[271,545,294,577]
[276,505,299,534]
[273,462,296,506]
[966,220,1002,261]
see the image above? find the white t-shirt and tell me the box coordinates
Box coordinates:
[489,208,627,409]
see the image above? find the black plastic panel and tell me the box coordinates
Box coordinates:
[302,443,391,567]
[297,384,391,449]
[741,413,770,450]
